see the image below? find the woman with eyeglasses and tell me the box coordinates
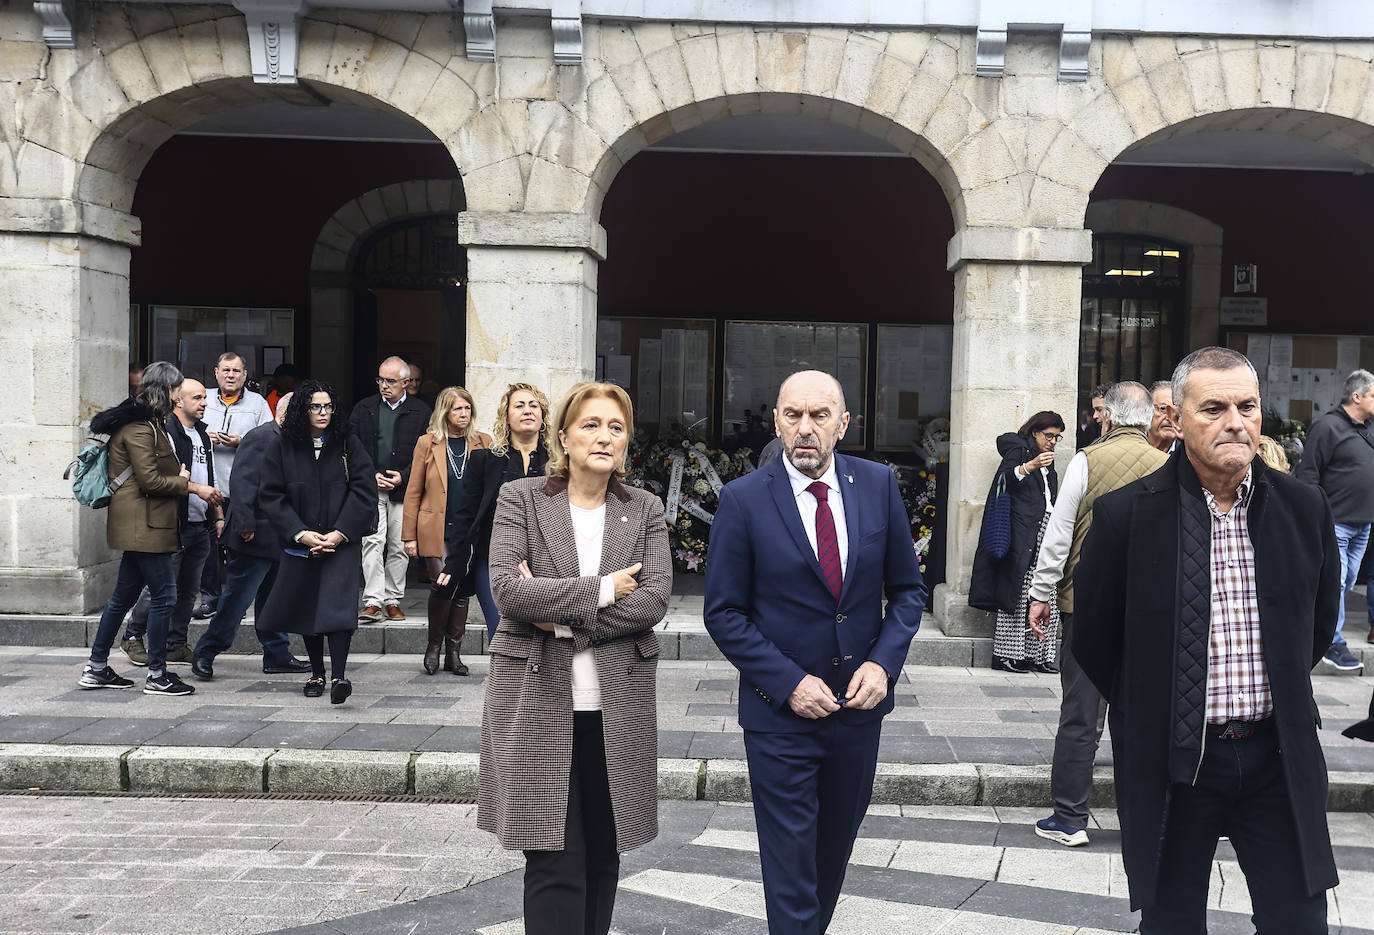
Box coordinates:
[435,382,553,642]
[402,386,492,675]
[969,410,1066,674]
[256,381,376,703]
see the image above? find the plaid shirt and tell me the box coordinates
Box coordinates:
[1202,468,1272,724]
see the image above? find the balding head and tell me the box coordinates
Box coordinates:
[774,370,850,479]
[175,378,208,426]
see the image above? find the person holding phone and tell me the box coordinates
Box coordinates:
[479,382,670,935]
[969,410,1066,673]
[256,382,376,703]
[347,356,431,622]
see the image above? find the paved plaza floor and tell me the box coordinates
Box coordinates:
[2,649,1372,777]
[0,794,1372,935]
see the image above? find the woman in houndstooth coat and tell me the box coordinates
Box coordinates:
[479,381,671,935]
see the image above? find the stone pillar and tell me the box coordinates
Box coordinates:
[0,227,135,614]
[457,212,606,422]
[934,226,1092,637]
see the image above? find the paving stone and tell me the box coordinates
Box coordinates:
[142,719,266,747]
[656,729,696,759]
[0,742,129,791]
[0,715,101,742]
[58,717,182,744]
[180,704,283,720]
[326,723,441,751]
[415,725,481,752]
[413,751,480,798]
[126,745,271,793]
[686,732,746,759]
[703,758,752,802]
[369,695,456,709]
[267,749,411,795]
[658,758,702,800]
[237,720,353,749]
[871,763,981,806]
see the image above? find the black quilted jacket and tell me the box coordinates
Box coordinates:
[1072,450,1340,911]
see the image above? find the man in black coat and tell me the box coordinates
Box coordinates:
[1075,346,1340,933]
[347,356,431,622]
[191,394,310,679]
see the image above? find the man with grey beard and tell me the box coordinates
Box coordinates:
[704,370,925,935]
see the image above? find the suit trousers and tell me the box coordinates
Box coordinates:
[193,552,292,664]
[1050,613,1108,830]
[1139,722,1327,934]
[361,493,407,607]
[523,711,620,935]
[744,717,882,935]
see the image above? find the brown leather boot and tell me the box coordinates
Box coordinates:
[423,596,448,675]
[446,596,470,676]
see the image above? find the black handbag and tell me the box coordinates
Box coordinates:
[981,473,1012,560]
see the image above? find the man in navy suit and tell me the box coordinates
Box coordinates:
[705,370,926,934]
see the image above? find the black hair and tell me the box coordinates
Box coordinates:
[280,380,337,445]
[1017,410,1066,439]
[136,361,183,420]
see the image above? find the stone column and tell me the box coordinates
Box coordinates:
[934,226,1092,638]
[457,212,606,421]
[0,220,137,614]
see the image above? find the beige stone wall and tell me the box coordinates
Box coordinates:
[6,5,1374,610]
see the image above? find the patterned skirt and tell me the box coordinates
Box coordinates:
[993,511,1060,664]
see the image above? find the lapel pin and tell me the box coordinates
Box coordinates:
[845,474,854,484]
[620,515,628,522]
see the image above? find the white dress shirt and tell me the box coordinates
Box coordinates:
[781,455,850,577]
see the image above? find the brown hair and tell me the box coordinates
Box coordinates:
[546,382,635,480]
[427,386,479,444]
[490,382,555,456]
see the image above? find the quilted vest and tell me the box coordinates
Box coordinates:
[1060,426,1169,613]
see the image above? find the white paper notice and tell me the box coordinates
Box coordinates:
[1269,335,1293,370]
[605,354,632,389]
[596,320,622,356]
[1246,334,1272,375]
[637,338,661,421]
[1337,337,1361,375]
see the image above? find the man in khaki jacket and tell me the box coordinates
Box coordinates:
[1026,381,1167,847]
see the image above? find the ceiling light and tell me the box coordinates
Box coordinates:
[1143,249,1180,258]
[1105,269,1155,277]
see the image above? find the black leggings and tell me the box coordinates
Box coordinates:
[302,631,353,681]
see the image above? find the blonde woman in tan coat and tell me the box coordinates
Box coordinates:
[403,386,491,674]
[480,381,671,935]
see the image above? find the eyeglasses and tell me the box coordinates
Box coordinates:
[307,403,335,413]
[1037,430,1063,443]
[375,377,402,386]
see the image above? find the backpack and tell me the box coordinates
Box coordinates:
[64,439,133,509]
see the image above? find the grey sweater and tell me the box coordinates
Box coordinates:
[1294,405,1374,524]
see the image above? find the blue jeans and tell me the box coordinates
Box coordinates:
[92,551,177,671]
[194,551,291,664]
[125,521,213,649]
[476,560,499,641]
[1334,523,1370,647]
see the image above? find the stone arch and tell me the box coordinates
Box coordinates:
[1086,199,1224,351]
[63,9,486,219]
[442,23,984,224]
[308,179,465,393]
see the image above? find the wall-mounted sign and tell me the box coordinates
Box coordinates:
[1220,296,1268,326]
[1233,263,1258,294]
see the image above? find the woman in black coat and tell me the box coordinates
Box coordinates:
[969,410,1064,673]
[256,381,376,704]
[435,382,552,641]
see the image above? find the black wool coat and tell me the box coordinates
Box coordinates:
[969,432,1058,613]
[223,422,282,560]
[1073,452,1340,910]
[442,444,550,582]
[255,430,377,636]
[346,394,432,502]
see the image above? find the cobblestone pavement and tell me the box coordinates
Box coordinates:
[1,794,1371,935]
[2,649,1373,776]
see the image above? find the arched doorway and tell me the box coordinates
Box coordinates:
[352,214,466,403]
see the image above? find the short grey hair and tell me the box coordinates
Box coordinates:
[379,355,411,380]
[1150,380,1172,396]
[1103,381,1153,430]
[1341,369,1374,404]
[1171,346,1258,408]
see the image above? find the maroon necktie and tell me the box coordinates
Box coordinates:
[807,481,843,602]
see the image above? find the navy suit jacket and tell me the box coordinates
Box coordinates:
[704,453,926,732]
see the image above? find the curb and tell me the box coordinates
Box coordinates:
[2,744,1371,810]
